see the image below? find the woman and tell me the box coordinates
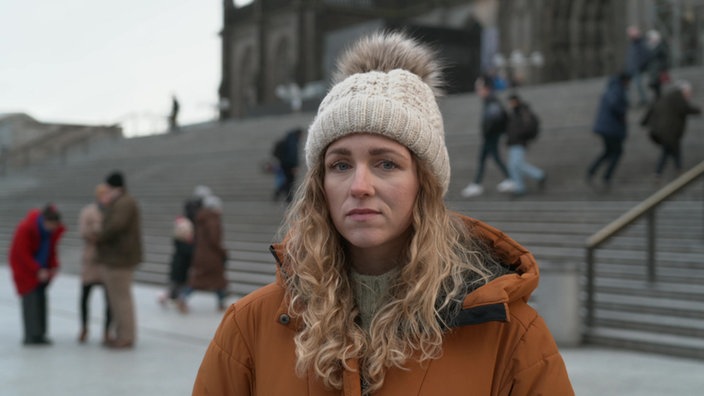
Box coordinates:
[179,195,228,313]
[194,32,573,395]
[77,183,111,343]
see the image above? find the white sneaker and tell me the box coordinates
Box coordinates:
[496,179,517,193]
[461,183,484,198]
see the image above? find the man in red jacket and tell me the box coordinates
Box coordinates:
[9,204,65,345]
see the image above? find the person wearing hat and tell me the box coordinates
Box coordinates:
[95,170,143,349]
[9,203,65,345]
[178,194,229,313]
[193,32,573,395]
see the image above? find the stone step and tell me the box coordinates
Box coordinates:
[595,292,704,318]
[585,327,704,360]
[594,309,704,338]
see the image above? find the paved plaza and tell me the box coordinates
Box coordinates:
[1,265,703,395]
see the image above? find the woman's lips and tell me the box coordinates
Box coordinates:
[346,208,380,221]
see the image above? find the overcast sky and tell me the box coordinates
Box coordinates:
[0,1,244,137]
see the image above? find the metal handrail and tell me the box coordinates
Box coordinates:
[584,160,704,329]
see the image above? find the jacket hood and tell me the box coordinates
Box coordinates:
[269,213,539,328]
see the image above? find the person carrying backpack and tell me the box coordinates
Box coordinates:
[504,94,546,196]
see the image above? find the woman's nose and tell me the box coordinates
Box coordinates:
[350,166,374,197]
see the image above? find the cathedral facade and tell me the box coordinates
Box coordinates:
[220,0,704,118]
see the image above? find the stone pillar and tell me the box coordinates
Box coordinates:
[531,261,582,347]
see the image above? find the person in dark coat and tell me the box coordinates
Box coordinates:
[643,81,701,176]
[587,72,631,189]
[272,128,303,203]
[461,75,514,198]
[179,195,228,313]
[159,185,211,307]
[625,26,650,106]
[9,204,65,345]
[159,214,194,306]
[169,95,180,132]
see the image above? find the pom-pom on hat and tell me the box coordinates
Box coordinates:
[105,171,125,188]
[305,31,451,195]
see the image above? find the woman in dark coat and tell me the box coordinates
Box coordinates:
[587,72,631,189]
[179,195,228,312]
[644,81,701,176]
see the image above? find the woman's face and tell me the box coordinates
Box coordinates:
[323,134,419,258]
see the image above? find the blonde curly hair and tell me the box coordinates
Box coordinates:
[279,158,499,394]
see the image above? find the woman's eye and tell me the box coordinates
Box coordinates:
[379,160,397,170]
[331,162,351,171]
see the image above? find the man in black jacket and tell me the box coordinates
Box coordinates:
[461,76,514,198]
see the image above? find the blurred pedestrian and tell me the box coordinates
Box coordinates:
[159,185,212,308]
[587,72,631,190]
[185,185,211,223]
[179,195,228,313]
[9,203,65,346]
[77,183,112,344]
[505,94,546,196]
[96,171,143,349]
[169,95,180,132]
[645,30,670,100]
[158,213,194,307]
[194,31,573,396]
[642,81,701,177]
[461,75,514,198]
[272,127,303,203]
[625,26,650,107]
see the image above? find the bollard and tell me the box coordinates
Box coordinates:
[531,261,582,347]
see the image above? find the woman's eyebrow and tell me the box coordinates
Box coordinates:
[369,147,406,157]
[325,147,351,157]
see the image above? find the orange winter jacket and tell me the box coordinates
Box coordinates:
[193,215,574,395]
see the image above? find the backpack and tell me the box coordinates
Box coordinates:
[518,104,540,141]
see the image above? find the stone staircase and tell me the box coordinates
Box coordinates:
[0,67,703,358]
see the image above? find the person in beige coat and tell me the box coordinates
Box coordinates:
[77,183,112,344]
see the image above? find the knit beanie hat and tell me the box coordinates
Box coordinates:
[306,31,450,194]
